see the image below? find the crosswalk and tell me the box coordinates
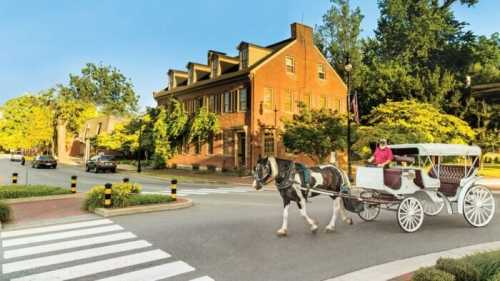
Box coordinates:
[0,219,215,281]
[143,186,254,197]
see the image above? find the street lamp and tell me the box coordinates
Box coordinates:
[344,55,353,181]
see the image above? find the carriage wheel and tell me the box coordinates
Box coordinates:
[397,197,424,233]
[421,194,445,216]
[463,185,495,228]
[358,203,381,222]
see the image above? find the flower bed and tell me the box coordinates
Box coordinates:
[0,185,72,199]
[413,250,500,281]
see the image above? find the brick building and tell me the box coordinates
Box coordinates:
[154,23,347,171]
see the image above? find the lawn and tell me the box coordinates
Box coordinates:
[0,185,72,199]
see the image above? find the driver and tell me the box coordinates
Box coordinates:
[368,139,393,167]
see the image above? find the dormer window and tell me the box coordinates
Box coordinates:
[285,56,295,74]
[241,48,248,69]
[211,59,218,78]
[318,64,326,80]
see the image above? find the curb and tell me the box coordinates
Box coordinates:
[121,171,254,187]
[3,193,85,204]
[325,240,500,281]
[93,197,193,218]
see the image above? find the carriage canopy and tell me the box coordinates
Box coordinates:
[388,143,481,157]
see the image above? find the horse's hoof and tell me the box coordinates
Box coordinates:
[311,225,319,234]
[325,226,336,233]
[346,218,353,225]
[276,229,288,237]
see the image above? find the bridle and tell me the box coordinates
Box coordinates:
[254,160,275,187]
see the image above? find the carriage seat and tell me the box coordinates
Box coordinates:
[383,168,402,190]
[429,165,470,196]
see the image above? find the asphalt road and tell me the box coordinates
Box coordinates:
[1,157,499,281]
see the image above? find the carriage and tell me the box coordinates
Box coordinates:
[353,143,496,233]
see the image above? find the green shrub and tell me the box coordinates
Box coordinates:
[83,182,154,211]
[127,194,172,206]
[413,267,455,281]
[436,258,479,281]
[463,251,500,281]
[0,185,72,199]
[487,271,500,281]
[0,201,11,222]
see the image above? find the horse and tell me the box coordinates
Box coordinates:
[253,156,353,236]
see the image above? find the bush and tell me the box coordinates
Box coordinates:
[413,267,455,281]
[151,154,166,169]
[488,271,500,281]
[0,201,11,223]
[436,258,479,281]
[463,250,500,281]
[0,185,72,199]
[127,194,172,206]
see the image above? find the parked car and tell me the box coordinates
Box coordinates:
[31,155,58,169]
[86,155,117,173]
[10,151,24,162]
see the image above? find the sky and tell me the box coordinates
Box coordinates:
[1,0,499,110]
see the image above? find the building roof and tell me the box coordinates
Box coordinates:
[471,82,500,103]
[154,38,294,99]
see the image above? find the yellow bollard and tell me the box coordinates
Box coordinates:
[12,173,18,184]
[123,177,130,183]
[104,183,112,207]
[70,176,77,193]
[170,179,177,201]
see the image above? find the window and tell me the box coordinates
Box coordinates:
[241,49,248,69]
[263,130,275,156]
[209,95,216,112]
[318,64,326,80]
[283,89,294,112]
[224,92,231,113]
[194,97,203,112]
[303,93,311,108]
[211,59,218,77]
[285,56,295,73]
[238,88,248,112]
[207,134,214,154]
[320,95,327,108]
[195,139,201,155]
[223,130,233,156]
[263,88,274,111]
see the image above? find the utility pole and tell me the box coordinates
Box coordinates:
[344,55,353,181]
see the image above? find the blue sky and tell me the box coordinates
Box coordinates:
[1,0,498,110]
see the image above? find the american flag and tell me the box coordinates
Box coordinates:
[351,91,360,124]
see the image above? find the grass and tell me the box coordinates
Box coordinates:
[0,185,72,199]
[127,194,173,206]
[0,201,11,222]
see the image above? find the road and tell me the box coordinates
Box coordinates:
[1,158,499,281]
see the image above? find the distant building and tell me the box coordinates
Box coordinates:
[471,82,500,103]
[71,115,125,161]
[154,23,347,171]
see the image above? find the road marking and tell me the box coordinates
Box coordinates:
[1,219,113,238]
[191,276,216,281]
[4,232,137,259]
[11,249,171,281]
[96,260,195,281]
[3,240,152,273]
[2,224,123,247]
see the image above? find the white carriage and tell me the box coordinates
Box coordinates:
[354,143,496,233]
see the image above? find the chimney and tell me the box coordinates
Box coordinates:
[291,22,313,44]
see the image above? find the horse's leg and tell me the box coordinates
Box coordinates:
[292,183,318,233]
[277,202,290,237]
[325,196,337,232]
[338,197,353,225]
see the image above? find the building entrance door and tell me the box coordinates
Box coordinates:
[237,132,246,168]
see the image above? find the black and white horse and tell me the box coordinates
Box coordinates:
[253,156,353,236]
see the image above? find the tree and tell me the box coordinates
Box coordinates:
[95,122,139,152]
[189,107,220,143]
[0,95,54,152]
[315,0,364,88]
[282,104,347,163]
[354,100,475,156]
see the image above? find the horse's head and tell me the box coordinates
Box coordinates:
[252,156,278,190]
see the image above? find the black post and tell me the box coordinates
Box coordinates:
[137,119,142,173]
[345,55,353,181]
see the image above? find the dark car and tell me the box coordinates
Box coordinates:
[86,155,117,173]
[32,155,57,169]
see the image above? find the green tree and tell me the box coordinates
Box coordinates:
[315,0,364,88]
[282,104,347,163]
[0,95,54,152]
[354,100,475,156]
[95,122,139,152]
[189,107,220,143]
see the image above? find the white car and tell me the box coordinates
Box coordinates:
[10,152,24,162]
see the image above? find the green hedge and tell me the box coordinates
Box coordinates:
[413,267,455,281]
[0,185,72,199]
[436,258,479,281]
[83,182,171,211]
[0,201,11,223]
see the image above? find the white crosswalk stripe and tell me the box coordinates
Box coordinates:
[1,219,215,281]
[144,186,254,197]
